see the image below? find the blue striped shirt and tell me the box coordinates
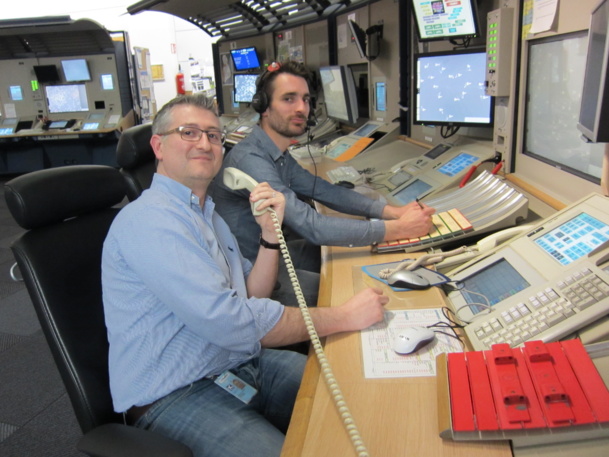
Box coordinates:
[102,174,284,412]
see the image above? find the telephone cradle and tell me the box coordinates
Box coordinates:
[436,339,609,448]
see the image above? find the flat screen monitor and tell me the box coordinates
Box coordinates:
[49,120,69,129]
[233,73,259,103]
[230,47,261,71]
[33,65,60,84]
[45,84,89,113]
[414,49,493,127]
[392,179,433,204]
[348,20,367,59]
[436,152,479,177]
[82,122,100,130]
[375,81,386,112]
[9,85,23,101]
[411,0,481,42]
[319,66,359,125]
[578,0,609,143]
[525,31,604,182]
[101,74,114,90]
[61,59,91,82]
[0,127,14,135]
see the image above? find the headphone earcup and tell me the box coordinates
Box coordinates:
[251,91,268,113]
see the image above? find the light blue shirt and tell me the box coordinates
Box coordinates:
[209,125,387,262]
[102,174,284,412]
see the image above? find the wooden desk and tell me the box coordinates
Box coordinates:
[281,244,511,457]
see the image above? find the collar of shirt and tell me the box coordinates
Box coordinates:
[151,173,216,216]
[251,124,286,163]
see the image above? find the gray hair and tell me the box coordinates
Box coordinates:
[152,94,219,135]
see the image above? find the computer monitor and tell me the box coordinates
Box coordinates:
[9,85,23,101]
[525,31,604,182]
[414,49,493,127]
[233,73,259,103]
[348,20,367,59]
[230,47,261,71]
[411,0,481,42]
[33,65,60,84]
[578,0,609,143]
[101,74,114,90]
[45,84,89,113]
[61,59,91,82]
[319,66,359,125]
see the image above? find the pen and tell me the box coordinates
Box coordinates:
[415,198,424,209]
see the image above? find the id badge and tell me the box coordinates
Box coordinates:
[214,370,258,404]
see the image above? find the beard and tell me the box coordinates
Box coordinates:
[266,112,307,138]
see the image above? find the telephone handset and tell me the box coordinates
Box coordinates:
[223,167,267,216]
[222,167,369,457]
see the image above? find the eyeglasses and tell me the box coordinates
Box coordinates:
[158,126,225,145]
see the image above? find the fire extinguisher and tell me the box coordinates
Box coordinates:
[176,66,185,95]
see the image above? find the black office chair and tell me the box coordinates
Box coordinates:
[116,123,156,201]
[4,165,192,457]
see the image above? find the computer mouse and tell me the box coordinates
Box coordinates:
[393,327,436,355]
[387,269,431,290]
[336,180,355,189]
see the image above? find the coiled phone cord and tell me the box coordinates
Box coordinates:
[269,208,370,457]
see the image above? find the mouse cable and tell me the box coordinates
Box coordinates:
[426,321,465,347]
[269,208,370,457]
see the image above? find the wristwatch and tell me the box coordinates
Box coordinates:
[259,235,280,250]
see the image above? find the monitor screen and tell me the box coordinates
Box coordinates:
[578,0,609,143]
[375,81,386,112]
[348,20,367,59]
[230,47,261,71]
[45,84,89,113]
[9,85,23,101]
[49,120,69,129]
[436,152,478,177]
[233,73,259,103]
[352,122,380,137]
[82,122,100,130]
[61,59,91,82]
[392,179,433,204]
[534,212,609,266]
[101,74,114,90]
[525,32,604,182]
[458,258,531,315]
[0,127,14,135]
[33,65,60,84]
[411,0,480,42]
[424,143,452,159]
[319,66,359,125]
[414,49,493,127]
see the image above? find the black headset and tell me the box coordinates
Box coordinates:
[251,62,317,127]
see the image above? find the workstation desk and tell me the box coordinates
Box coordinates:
[283,148,609,457]
[280,242,511,457]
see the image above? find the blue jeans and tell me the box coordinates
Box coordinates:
[135,349,306,457]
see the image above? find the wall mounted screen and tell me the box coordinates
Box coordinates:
[9,85,23,101]
[33,65,60,83]
[411,0,480,42]
[525,31,604,183]
[45,84,89,113]
[414,49,492,126]
[230,47,261,71]
[61,59,91,82]
[100,74,114,90]
[578,0,609,143]
[233,73,259,103]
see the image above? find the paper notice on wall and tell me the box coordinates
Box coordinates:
[529,0,558,34]
[3,104,17,118]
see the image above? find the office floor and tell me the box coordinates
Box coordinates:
[0,177,84,457]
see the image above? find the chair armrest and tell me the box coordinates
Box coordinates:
[77,423,193,457]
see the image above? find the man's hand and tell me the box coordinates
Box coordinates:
[383,201,436,241]
[250,183,285,243]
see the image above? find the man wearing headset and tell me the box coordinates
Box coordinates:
[210,61,435,304]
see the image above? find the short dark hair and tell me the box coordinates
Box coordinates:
[152,94,218,135]
[256,61,313,103]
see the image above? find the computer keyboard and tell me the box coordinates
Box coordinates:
[466,266,609,351]
[326,166,362,184]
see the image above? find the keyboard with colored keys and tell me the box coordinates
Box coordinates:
[373,209,473,253]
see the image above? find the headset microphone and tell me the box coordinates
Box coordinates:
[306,119,317,127]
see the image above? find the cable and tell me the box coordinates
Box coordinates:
[268,208,370,457]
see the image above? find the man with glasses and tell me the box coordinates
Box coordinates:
[101,94,388,457]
